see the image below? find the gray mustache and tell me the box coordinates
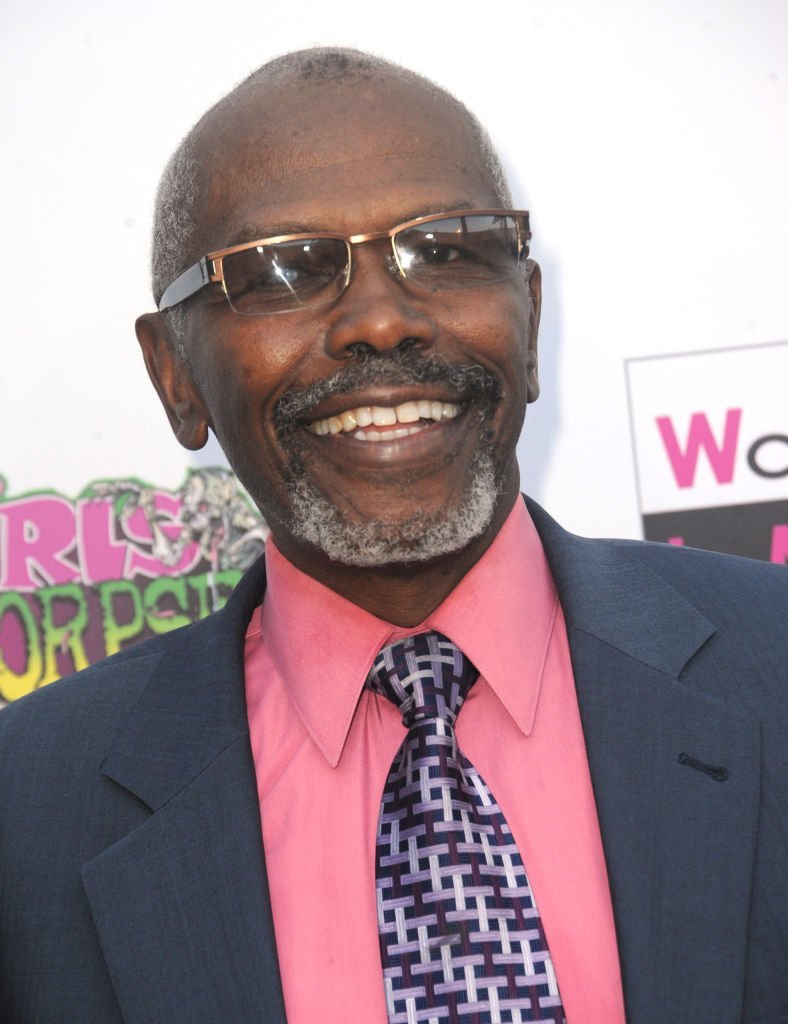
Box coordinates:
[274,352,501,434]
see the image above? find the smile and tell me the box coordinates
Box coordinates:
[307,399,461,442]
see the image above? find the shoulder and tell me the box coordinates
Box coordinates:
[0,552,268,765]
[591,535,786,645]
[2,614,189,717]
[527,496,787,703]
[0,625,180,787]
[528,496,786,623]
[604,533,784,606]
[601,536,786,675]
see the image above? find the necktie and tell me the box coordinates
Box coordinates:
[368,631,565,1024]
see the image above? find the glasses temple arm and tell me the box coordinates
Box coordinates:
[158,257,212,312]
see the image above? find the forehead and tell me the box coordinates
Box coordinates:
[193,76,499,249]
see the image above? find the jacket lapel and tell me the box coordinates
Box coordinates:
[82,561,287,1024]
[530,500,760,1024]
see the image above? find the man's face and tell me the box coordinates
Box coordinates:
[139,77,540,584]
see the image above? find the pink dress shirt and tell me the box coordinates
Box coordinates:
[244,498,626,1023]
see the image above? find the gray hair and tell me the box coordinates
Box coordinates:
[151,47,512,338]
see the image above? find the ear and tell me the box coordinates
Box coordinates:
[135,313,210,450]
[523,259,541,403]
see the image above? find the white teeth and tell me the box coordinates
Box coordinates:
[396,401,420,424]
[354,425,426,442]
[308,399,461,439]
[371,406,397,427]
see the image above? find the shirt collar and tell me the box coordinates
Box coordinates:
[259,496,558,767]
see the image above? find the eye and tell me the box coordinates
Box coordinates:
[230,262,310,303]
[396,215,522,288]
[223,238,349,313]
[399,237,478,275]
[270,258,307,286]
[400,233,492,279]
[410,239,463,265]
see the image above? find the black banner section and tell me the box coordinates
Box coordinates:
[642,499,788,562]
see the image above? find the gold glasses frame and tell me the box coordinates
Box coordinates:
[157,208,531,316]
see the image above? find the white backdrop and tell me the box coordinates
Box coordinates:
[2,0,786,540]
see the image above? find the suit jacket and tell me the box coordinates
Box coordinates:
[1,500,786,1024]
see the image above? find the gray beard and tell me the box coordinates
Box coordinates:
[284,442,501,567]
[268,351,505,568]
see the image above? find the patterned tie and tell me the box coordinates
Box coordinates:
[368,631,565,1024]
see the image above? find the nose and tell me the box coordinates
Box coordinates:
[323,243,437,360]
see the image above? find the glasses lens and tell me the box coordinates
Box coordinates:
[222,238,349,315]
[395,214,522,288]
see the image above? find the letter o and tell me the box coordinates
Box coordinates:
[747,434,788,479]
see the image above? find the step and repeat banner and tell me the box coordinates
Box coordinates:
[1,1,785,703]
[0,471,266,704]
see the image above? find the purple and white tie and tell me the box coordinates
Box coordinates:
[368,631,565,1024]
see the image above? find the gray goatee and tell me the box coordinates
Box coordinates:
[269,351,506,567]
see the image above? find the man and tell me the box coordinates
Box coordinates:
[1,48,785,1024]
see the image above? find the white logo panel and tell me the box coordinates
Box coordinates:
[626,342,788,515]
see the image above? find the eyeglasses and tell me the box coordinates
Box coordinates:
[158,209,531,317]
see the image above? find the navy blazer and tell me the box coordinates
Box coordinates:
[1,500,786,1023]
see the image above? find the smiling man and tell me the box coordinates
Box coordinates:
[1,48,786,1024]
[137,56,539,625]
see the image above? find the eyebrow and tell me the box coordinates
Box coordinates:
[222,201,480,249]
[225,223,317,246]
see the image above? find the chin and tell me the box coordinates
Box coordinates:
[283,448,503,568]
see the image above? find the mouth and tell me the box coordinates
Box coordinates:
[307,398,461,442]
[273,353,502,473]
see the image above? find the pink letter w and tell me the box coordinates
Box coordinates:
[656,409,742,488]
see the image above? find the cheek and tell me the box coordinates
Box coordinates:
[197,330,311,431]
[472,302,533,445]
[456,292,532,386]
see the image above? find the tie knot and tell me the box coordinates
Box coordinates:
[366,631,478,728]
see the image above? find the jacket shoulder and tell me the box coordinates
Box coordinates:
[1,615,198,737]
[0,552,268,737]
[527,497,787,698]
[604,535,786,635]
